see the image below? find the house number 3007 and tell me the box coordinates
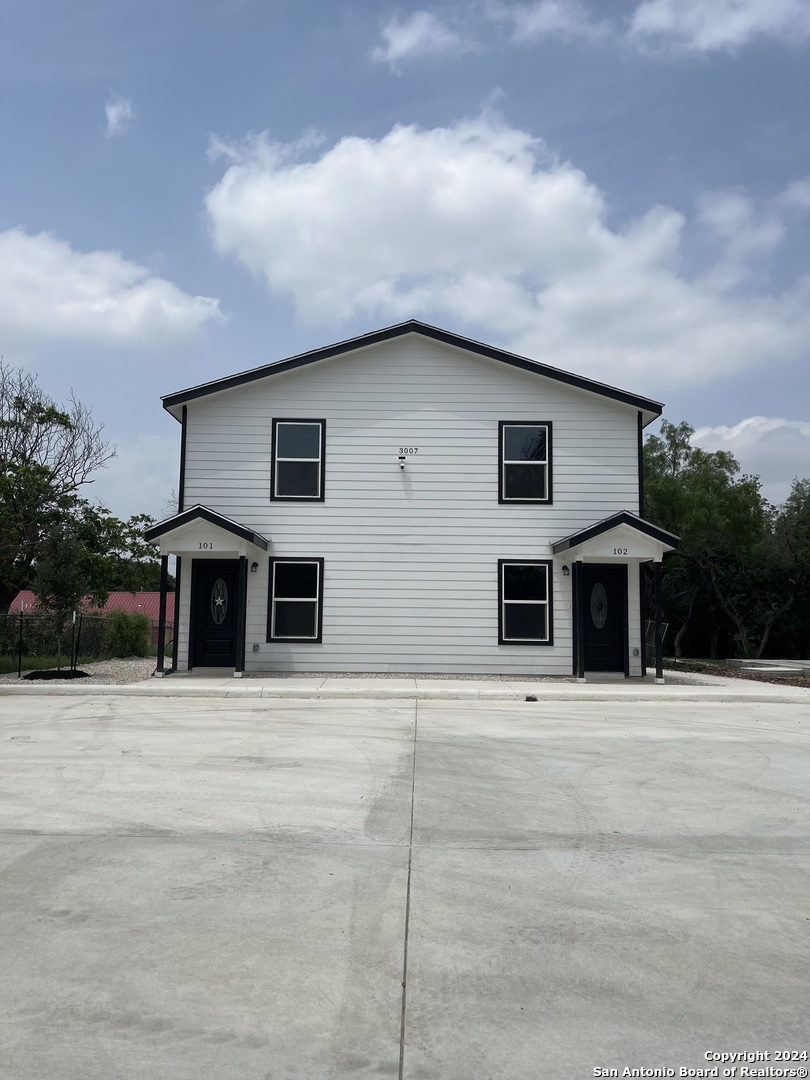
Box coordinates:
[398,447,418,454]
[199,542,214,550]
[613,547,628,555]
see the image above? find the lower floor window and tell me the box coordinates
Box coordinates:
[268,558,324,642]
[499,560,553,645]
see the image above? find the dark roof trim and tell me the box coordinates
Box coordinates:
[178,404,187,513]
[144,505,269,550]
[162,319,664,420]
[552,511,680,554]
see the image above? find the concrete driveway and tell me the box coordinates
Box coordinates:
[1,697,808,1080]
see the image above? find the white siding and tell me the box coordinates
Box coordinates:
[180,336,642,674]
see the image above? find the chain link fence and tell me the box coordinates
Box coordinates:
[0,611,174,677]
[645,619,669,666]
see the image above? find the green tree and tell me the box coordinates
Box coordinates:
[2,361,167,622]
[31,504,166,617]
[0,361,113,606]
[758,478,810,657]
[644,420,774,658]
[97,511,169,592]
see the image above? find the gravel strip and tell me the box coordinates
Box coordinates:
[0,657,158,685]
[0,662,722,687]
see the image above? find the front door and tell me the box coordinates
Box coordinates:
[191,560,239,667]
[581,564,627,673]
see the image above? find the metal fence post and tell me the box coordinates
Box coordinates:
[75,614,83,669]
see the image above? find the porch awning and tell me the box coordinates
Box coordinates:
[552,510,679,562]
[144,504,269,557]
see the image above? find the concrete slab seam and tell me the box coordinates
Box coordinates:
[399,700,418,1080]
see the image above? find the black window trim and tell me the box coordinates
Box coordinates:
[498,559,554,646]
[267,557,325,643]
[271,418,326,502]
[498,420,553,504]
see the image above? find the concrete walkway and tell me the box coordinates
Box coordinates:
[1,695,808,1079]
[2,667,809,702]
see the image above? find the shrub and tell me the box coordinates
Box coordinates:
[106,611,151,657]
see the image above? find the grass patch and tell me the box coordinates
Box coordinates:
[0,654,101,676]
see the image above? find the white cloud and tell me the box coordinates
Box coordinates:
[777,179,810,212]
[493,0,607,42]
[206,115,810,395]
[695,189,786,290]
[630,0,810,51]
[369,1,810,60]
[90,434,179,521]
[0,228,222,349]
[105,93,135,137]
[372,11,470,67]
[692,418,810,506]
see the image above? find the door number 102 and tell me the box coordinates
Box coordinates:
[613,547,628,555]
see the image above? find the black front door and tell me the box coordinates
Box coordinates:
[191,560,239,667]
[581,564,627,673]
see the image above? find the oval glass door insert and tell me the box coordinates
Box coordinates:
[590,583,608,629]
[211,579,228,625]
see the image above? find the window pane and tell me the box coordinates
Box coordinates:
[503,564,547,601]
[277,460,320,497]
[504,603,547,641]
[274,562,318,599]
[277,423,321,459]
[504,426,546,462]
[504,463,547,500]
[274,600,318,638]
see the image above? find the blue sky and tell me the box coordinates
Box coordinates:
[2,0,809,518]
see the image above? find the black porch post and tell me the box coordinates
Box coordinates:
[575,560,585,682]
[654,559,664,684]
[234,555,248,677]
[155,554,169,676]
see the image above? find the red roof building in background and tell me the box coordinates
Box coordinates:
[8,591,175,624]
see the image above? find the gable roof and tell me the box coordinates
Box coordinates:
[8,590,176,622]
[162,319,664,425]
[144,505,269,549]
[552,511,680,554]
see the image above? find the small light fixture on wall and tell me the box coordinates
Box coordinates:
[562,565,570,577]
[250,562,259,573]
[398,455,406,470]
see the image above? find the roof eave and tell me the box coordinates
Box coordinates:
[144,504,269,550]
[552,511,680,554]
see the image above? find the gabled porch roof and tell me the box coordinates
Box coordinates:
[552,511,679,560]
[144,505,269,552]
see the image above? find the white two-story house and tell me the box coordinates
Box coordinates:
[146,321,678,680]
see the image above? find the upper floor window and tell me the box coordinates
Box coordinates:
[272,419,325,501]
[499,422,552,503]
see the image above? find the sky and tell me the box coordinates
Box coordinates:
[2,0,809,519]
